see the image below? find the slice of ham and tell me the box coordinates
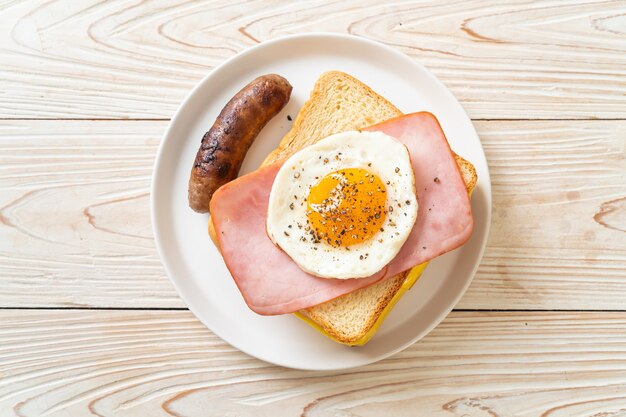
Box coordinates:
[211,164,387,315]
[210,112,473,315]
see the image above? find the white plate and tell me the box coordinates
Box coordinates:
[151,33,491,371]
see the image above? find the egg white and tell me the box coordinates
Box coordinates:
[266,131,418,279]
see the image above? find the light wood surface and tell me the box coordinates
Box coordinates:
[1,0,625,119]
[1,120,624,309]
[1,1,626,415]
[3,310,626,416]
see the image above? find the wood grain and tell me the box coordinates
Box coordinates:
[1,0,625,120]
[2,1,625,414]
[0,119,624,309]
[458,120,626,310]
[0,120,181,307]
[3,310,626,416]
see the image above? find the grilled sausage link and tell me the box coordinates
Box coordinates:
[188,74,292,213]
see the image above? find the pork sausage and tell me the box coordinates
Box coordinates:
[188,74,292,213]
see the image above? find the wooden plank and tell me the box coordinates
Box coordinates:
[458,119,626,309]
[2,310,626,416]
[1,0,625,120]
[0,120,624,309]
[0,120,181,307]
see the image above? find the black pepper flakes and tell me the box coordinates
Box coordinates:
[289,203,294,210]
[287,115,292,121]
[395,167,400,173]
[434,177,441,184]
[284,231,290,237]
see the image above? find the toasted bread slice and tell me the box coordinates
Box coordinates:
[209,71,477,345]
[276,71,477,345]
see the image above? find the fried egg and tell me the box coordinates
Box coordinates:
[266,131,418,279]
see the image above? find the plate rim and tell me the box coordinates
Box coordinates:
[151,32,492,371]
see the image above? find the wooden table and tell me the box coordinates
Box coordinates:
[1,1,625,415]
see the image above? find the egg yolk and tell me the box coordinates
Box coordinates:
[306,168,387,248]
